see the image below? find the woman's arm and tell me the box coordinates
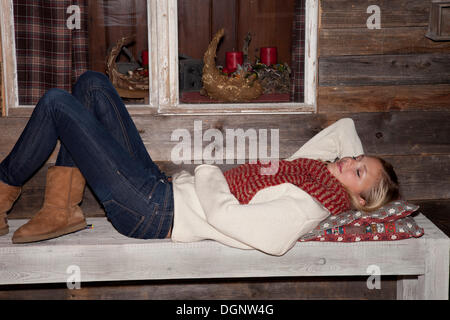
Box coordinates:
[194,165,328,256]
[286,118,364,162]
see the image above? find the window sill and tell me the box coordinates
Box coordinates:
[6,103,315,117]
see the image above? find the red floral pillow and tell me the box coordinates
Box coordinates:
[299,200,424,242]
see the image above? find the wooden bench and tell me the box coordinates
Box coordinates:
[0,214,448,299]
[1,111,449,299]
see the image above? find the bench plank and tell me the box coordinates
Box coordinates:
[0,214,448,300]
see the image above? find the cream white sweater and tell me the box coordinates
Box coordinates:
[171,118,364,256]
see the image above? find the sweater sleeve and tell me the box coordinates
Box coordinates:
[286,118,364,162]
[194,164,328,256]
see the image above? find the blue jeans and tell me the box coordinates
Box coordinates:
[0,71,173,239]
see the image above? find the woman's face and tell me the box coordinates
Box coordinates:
[327,155,383,205]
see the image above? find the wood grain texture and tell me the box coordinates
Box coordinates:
[237,0,295,65]
[320,0,430,29]
[0,276,397,300]
[318,85,450,113]
[0,214,448,300]
[177,0,213,61]
[177,0,295,66]
[319,53,450,87]
[2,111,449,161]
[0,215,435,283]
[319,27,450,57]
[383,155,450,201]
[87,0,148,74]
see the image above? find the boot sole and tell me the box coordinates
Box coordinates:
[12,220,87,244]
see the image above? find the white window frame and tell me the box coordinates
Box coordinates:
[1,0,318,116]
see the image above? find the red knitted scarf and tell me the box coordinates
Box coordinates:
[223,158,351,215]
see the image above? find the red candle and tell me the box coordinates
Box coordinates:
[141,50,149,67]
[260,47,277,65]
[225,51,243,72]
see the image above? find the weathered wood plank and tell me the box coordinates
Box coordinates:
[319,27,450,57]
[382,155,450,201]
[318,85,450,113]
[319,54,450,87]
[320,0,430,29]
[1,215,437,285]
[141,111,450,159]
[0,276,397,300]
[349,112,450,156]
[2,112,449,162]
[1,112,450,163]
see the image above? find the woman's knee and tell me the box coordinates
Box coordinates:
[35,88,77,116]
[73,71,110,94]
[38,88,71,108]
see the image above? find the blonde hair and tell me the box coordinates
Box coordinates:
[349,156,400,212]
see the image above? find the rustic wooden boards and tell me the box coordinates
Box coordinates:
[0,276,398,300]
[2,111,449,161]
[319,53,450,87]
[320,0,430,29]
[318,85,450,113]
[317,0,450,113]
[87,1,148,74]
[319,27,450,56]
[177,0,296,67]
[0,214,448,299]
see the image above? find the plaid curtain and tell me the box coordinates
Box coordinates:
[290,0,305,102]
[14,0,88,105]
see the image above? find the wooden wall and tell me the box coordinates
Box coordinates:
[88,0,296,73]
[87,0,148,73]
[315,0,450,237]
[317,0,450,113]
[178,0,295,67]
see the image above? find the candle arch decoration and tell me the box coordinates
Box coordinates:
[105,35,149,99]
[201,28,263,102]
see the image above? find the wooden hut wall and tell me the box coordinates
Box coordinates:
[318,0,450,113]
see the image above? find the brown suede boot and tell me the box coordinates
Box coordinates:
[12,166,86,243]
[0,181,21,236]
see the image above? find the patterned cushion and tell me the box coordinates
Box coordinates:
[299,200,424,242]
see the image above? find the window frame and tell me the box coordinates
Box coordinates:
[1,0,318,116]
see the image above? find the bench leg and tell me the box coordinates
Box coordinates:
[397,240,449,300]
[399,240,449,300]
[421,240,449,300]
[397,276,419,300]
